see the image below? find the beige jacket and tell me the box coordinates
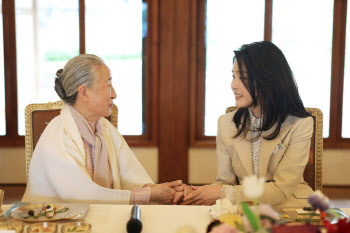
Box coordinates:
[215,110,314,209]
[22,105,153,204]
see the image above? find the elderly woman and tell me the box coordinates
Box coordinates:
[22,54,182,204]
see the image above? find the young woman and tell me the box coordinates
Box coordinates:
[180,41,314,209]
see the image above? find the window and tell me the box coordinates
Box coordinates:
[193,0,350,148]
[204,0,265,136]
[1,0,156,147]
[85,0,146,135]
[272,0,334,138]
[15,0,79,135]
[342,0,350,138]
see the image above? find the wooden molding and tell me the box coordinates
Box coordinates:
[329,0,347,143]
[264,0,272,41]
[79,0,85,54]
[3,0,18,139]
[158,0,192,183]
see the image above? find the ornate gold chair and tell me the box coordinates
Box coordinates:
[225,107,323,191]
[24,100,118,182]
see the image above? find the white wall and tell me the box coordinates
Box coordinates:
[0,147,349,185]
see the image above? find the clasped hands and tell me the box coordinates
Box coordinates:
[146,180,221,205]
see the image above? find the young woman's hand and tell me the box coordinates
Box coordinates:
[179,185,222,205]
[172,184,194,204]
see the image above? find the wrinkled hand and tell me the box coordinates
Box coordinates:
[150,180,183,205]
[173,184,194,204]
[179,185,222,205]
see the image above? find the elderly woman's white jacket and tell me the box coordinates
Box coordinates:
[22,105,153,204]
[214,110,314,209]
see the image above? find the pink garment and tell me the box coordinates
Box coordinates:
[83,138,113,187]
[129,186,151,205]
[69,106,111,188]
[68,106,151,204]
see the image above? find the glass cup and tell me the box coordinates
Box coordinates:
[0,222,24,233]
[220,186,242,227]
[27,222,57,233]
[61,222,92,233]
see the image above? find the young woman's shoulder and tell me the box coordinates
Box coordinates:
[217,109,238,133]
[285,115,313,126]
[218,109,237,123]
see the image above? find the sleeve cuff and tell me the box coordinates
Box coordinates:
[131,186,151,205]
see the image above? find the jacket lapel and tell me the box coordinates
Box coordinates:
[232,131,253,176]
[259,117,292,178]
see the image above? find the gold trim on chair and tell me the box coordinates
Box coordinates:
[24,100,118,182]
[306,108,323,191]
[225,106,323,191]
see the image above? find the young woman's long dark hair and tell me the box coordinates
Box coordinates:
[233,41,311,140]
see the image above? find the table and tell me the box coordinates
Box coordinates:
[81,205,213,233]
[1,205,350,233]
[1,204,213,233]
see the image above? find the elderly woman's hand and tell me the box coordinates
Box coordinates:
[149,180,183,205]
[179,185,222,205]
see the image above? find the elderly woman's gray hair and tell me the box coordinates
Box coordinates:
[54,54,105,105]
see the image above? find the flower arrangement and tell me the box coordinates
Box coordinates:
[323,218,350,233]
[207,175,350,233]
[307,190,350,233]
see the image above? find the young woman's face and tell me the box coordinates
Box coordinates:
[231,60,253,109]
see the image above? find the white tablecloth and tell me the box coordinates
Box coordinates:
[1,204,350,233]
[1,204,213,233]
[83,205,213,233]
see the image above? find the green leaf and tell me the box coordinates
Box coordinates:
[22,207,69,219]
[56,207,69,213]
[241,202,260,231]
[68,227,77,232]
[327,208,341,218]
[260,215,277,223]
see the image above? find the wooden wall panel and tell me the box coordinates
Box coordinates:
[0,0,24,146]
[79,0,85,54]
[264,0,272,41]
[158,0,192,182]
[325,0,348,148]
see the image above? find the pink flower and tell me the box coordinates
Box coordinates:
[209,223,238,233]
[241,205,278,232]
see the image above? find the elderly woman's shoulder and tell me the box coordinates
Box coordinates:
[45,115,64,130]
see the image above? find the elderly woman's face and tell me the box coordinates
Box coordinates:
[87,64,116,119]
